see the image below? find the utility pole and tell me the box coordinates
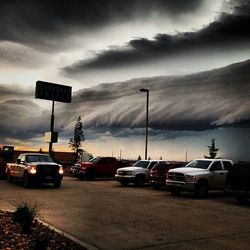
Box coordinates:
[140,88,149,160]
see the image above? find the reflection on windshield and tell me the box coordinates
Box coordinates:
[134,161,149,168]
[185,160,211,169]
[89,157,101,163]
[26,155,54,163]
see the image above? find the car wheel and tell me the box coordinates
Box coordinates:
[236,195,248,205]
[23,172,30,188]
[195,181,208,198]
[120,180,129,186]
[6,171,13,183]
[153,184,162,190]
[78,174,86,181]
[86,169,96,180]
[135,175,145,187]
[54,180,61,188]
[171,189,181,196]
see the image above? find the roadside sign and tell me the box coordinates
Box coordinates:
[45,132,58,143]
[35,80,72,103]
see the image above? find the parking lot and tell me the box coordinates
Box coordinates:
[1,177,250,250]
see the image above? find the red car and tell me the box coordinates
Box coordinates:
[149,162,185,189]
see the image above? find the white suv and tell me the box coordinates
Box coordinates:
[166,158,233,198]
[115,160,166,186]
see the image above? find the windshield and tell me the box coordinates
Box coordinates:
[134,160,149,168]
[185,160,211,169]
[26,155,54,163]
[89,157,101,163]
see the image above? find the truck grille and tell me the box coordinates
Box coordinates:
[118,170,128,176]
[36,165,59,176]
[168,172,185,181]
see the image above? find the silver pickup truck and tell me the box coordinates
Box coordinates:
[6,153,64,188]
[166,158,233,198]
[115,160,167,187]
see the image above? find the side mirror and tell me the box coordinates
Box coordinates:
[16,159,21,164]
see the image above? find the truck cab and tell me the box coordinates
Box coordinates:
[166,158,233,198]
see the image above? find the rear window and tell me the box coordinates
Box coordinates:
[153,163,168,170]
[223,161,233,170]
[148,161,158,169]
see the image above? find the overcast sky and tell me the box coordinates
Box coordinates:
[0,0,249,161]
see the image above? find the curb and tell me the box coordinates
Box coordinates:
[0,200,99,250]
[39,219,99,250]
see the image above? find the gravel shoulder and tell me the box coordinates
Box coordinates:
[0,210,86,250]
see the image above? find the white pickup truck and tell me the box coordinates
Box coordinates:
[115,160,167,186]
[6,153,64,188]
[166,158,233,198]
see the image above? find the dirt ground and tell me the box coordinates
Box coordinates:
[0,177,250,250]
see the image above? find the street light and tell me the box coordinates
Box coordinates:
[140,88,149,160]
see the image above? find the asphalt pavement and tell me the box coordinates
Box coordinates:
[1,177,250,250]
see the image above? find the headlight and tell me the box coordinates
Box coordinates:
[28,165,37,174]
[59,166,64,175]
[126,171,132,175]
[185,175,197,182]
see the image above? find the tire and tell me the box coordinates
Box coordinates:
[78,174,86,181]
[153,184,162,190]
[6,171,12,183]
[54,180,61,188]
[135,175,145,187]
[195,181,208,199]
[86,169,96,180]
[171,189,181,196]
[236,194,249,205]
[23,172,30,188]
[120,180,129,186]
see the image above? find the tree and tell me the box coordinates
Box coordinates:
[204,138,219,159]
[69,116,85,161]
[138,155,142,160]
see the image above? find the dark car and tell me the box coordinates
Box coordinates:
[227,161,250,204]
[149,161,185,189]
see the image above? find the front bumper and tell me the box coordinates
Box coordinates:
[28,173,63,183]
[115,174,135,183]
[166,180,196,191]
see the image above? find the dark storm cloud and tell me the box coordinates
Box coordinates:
[0,85,49,142]
[0,84,33,100]
[1,59,249,142]
[63,0,250,73]
[0,0,202,51]
[58,59,250,138]
[0,99,48,141]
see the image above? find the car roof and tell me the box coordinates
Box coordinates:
[192,158,233,162]
[19,153,50,156]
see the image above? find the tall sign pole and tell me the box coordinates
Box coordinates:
[49,100,55,156]
[35,81,72,156]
